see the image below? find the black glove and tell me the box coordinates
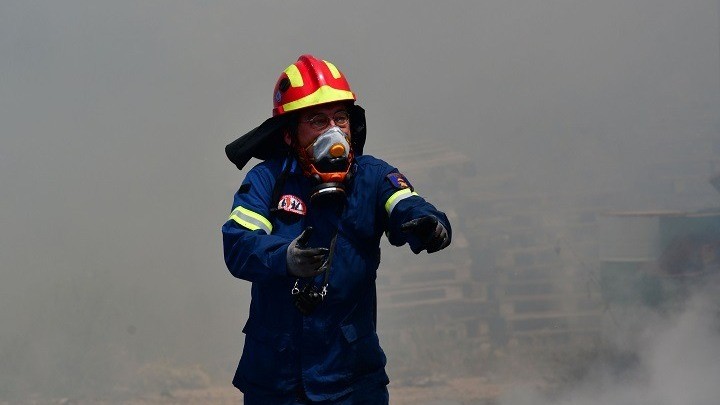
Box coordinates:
[400,216,450,253]
[286,227,329,278]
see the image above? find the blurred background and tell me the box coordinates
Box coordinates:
[2,1,720,403]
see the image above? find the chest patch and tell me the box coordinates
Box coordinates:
[386,172,413,190]
[278,194,307,215]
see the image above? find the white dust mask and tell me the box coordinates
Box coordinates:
[311,126,350,163]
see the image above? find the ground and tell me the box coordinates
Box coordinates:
[10,377,507,405]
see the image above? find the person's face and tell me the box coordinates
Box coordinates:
[284,102,351,148]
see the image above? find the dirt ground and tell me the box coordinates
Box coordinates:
[162,378,502,404]
[13,377,507,404]
[390,377,506,405]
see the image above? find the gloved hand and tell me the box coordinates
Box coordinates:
[286,227,329,278]
[400,216,450,253]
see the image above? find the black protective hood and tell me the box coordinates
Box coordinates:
[225,104,367,171]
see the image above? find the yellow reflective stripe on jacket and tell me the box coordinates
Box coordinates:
[384,189,419,215]
[229,206,273,234]
[281,85,355,113]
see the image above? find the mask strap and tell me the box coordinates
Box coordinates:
[269,153,293,218]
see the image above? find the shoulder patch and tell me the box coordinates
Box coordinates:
[238,183,251,194]
[386,172,413,191]
[277,194,307,216]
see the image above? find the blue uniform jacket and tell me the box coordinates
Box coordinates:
[222,154,451,402]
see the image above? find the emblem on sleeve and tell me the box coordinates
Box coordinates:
[278,195,307,215]
[386,172,413,190]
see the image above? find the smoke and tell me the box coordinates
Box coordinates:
[499,284,720,405]
[1,0,720,401]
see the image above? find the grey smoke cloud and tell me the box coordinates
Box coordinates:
[499,289,720,405]
[1,0,719,400]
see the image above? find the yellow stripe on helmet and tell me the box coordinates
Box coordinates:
[323,60,342,79]
[281,85,355,113]
[229,206,273,234]
[283,64,304,88]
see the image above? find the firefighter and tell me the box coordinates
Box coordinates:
[222,54,451,404]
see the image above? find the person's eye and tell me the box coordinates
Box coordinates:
[334,112,349,123]
[307,115,323,125]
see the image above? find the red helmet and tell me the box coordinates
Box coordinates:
[225,55,366,172]
[272,54,356,116]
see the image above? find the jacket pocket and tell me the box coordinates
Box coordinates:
[237,321,297,391]
[340,320,387,376]
[242,321,291,352]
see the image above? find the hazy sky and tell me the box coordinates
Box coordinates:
[2,0,719,399]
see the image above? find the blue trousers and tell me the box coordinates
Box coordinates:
[243,385,389,405]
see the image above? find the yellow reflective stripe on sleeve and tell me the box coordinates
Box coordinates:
[229,206,273,234]
[284,64,304,87]
[384,189,419,215]
[323,60,342,79]
[281,85,355,113]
